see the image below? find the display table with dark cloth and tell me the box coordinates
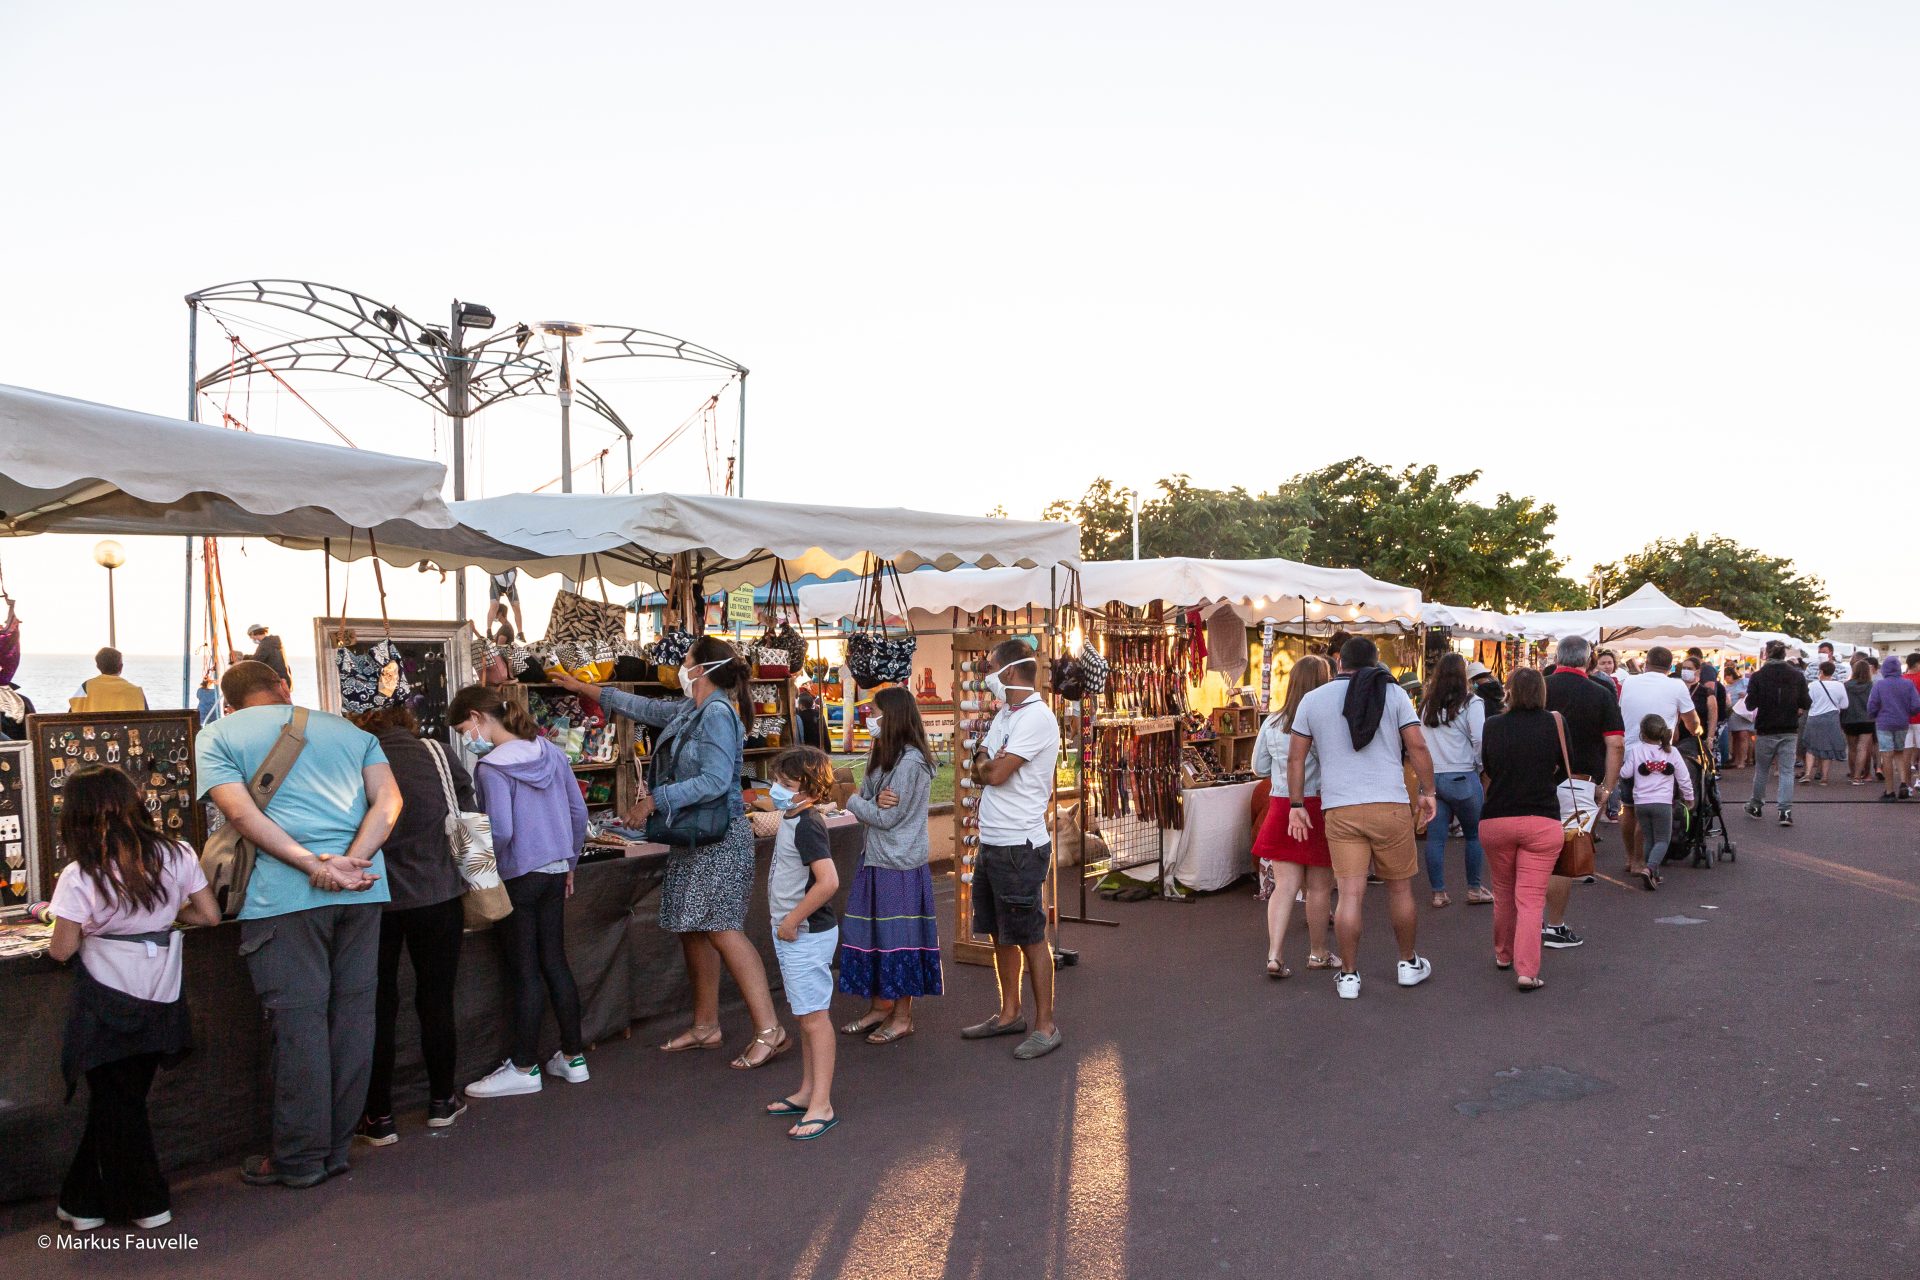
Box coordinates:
[0,815,865,1205]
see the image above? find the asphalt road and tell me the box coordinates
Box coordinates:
[4,772,1916,1279]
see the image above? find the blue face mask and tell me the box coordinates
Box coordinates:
[769,782,796,811]
[464,732,494,757]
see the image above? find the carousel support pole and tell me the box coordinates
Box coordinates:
[182,302,198,706]
[735,371,747,497]
[449,299,471,625]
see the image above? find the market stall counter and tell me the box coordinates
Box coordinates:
[0,813,865,1205]
[1164,779,1261,892]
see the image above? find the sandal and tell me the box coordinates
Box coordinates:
[729,1026,793,1071]
[789,1115,838,1142]
[1464,886,1495,905]
[1430,892,1451,909]
[1266,959,1292,980]
[1516,976,1546,992]
[866,1022,915,1045]
[764,1097,807,1117]
[839,1013,886,1037]
[1305,952,1342,970]
[660,1023,722,1053]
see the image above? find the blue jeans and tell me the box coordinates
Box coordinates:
[1424,771,1486,892]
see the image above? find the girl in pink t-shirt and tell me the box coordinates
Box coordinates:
[47,766,218,1233]
[1619,715,1695,890]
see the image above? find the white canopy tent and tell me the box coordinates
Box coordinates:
[278,492,1079,590]
[1419,602,1533,641]
[0,384,457,539]
[794,557,1422,625]
[1515,583,1740,649]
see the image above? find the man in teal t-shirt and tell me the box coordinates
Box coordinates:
[195,661,401,1188]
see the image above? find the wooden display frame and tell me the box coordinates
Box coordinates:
[26,710,206,901]
[0,739,38,916]
[311,617,476,746]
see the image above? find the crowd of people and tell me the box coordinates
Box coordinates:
[1249,632,1920,996]
[41,634,1067,1231]
[40,607,1920,1231]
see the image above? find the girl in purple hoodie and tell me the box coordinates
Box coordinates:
[1866,656,1920,801]
[448,687,591,1098]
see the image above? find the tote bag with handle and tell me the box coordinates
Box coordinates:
[425,739,511,929]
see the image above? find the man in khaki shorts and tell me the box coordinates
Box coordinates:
[1287,636,1438,1000]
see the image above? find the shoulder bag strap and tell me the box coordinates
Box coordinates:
[1550,710,1586,821]
[424,739,461,815]
[249,707,310,812]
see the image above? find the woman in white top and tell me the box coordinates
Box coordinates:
[1800,660,1850,784]
[1417,653,1491,908]
[48,766,219,1233]
[1249,656,1335,978]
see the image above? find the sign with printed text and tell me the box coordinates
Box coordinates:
[727,584,758,625]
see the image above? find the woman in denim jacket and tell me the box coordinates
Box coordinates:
[556,635,787,1069]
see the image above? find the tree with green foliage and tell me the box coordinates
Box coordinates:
[1042,460,1583,611]
[1589,536,1833,637]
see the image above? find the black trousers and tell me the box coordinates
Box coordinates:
[500,872,583,1069]
[61,1052,166,1221]
[365,897,464,1116]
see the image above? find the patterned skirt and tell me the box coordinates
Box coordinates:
[836,863,944,1000]
[659,813,755,933]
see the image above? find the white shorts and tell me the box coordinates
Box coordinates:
[1907,727,1920,751]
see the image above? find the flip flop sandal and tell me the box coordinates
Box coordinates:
[764,1098,807,1117]
[789,1116,839,1142]
[1430,893,1451,909]
[1516,977,1546,992]
[1305,952,1342,970]
[1465,887,1495,905]
[1265,960,1291,980]
[840,1015,886,1037]
[866,1024,916,1045]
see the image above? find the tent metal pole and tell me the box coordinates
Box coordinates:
[182,303,197,707]
[735,372,747,497]
[449,299,470,624]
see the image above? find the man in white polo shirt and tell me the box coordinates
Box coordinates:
[960,638,1063,1060]
[1615,646,1700,874]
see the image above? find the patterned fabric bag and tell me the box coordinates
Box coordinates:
[846,558,916,689]
[544,557,628,648]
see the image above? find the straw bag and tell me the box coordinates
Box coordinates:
[846,558,917,688]
[1550,711,1596,879]
[425,740,510,929]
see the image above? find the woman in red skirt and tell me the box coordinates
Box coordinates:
[1252,655,1336,978]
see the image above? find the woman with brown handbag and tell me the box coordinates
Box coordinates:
[1477,668,1570,992]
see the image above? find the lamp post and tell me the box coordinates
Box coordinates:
[536,322,592,493]
[94,540,126,648]
[1118,487,1141,560]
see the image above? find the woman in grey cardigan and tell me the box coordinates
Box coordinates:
[836,686,943,1043]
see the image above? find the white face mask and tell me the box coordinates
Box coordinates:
[985,656,1036,700]
[679,656,732,696]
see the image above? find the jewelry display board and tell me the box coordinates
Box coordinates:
[312,618,476,745]
[0,740,36,915]
[25,711,205,897]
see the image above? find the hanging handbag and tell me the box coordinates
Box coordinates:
[201,708,309,918]
[643,699,737,849]
[762,560,810,671]
[545,556,629,648]
[1551,710,1597,879]
[425,739,511,929]
[845,557,917,688]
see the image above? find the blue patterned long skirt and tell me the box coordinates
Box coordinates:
[836,863,944,999]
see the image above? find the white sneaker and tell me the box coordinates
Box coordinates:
[546,1051,590,1084]
[132,1210,173,1230]
[465,1059,542,1098]
[56,1206,104,1231]
[1397,954,1433,987]
[1335,972,1362,1000]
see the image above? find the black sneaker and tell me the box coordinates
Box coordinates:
[1778,808,1793,827]
[1366,875,1385,885]
[1744,800,1763,819]
[1879,792,1899,803]
[1541,923,1585,950]
[354,1115,397,1147]
[427,1097,467,1129]
[1901,786,1911,801]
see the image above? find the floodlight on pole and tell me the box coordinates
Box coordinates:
[93,540,126,648]
[537,322,592,494]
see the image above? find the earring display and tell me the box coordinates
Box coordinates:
[0,741,36,912]
[26,711,206,897]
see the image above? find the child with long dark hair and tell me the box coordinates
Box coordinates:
[47,766,220,1232]
[838,685,942,1043]
[448,686,590,1098]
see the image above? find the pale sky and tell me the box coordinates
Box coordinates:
[3,1,1915,684]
